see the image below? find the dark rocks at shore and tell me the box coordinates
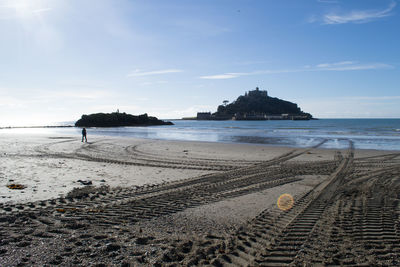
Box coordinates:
[75,112,173,127]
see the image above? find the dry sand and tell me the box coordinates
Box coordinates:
[0,132,399,266]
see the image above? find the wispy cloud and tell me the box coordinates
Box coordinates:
[315,61,391,71]
[127,69,183,77]
[32,8,52,14]
[0,96,29,108]
[323,1,396,24]
[317,0,339,4]
[0,2,53,19]
[172,19,231,37]
[311,60,387,71]
[45,90,112,100]
[140,81,168,86]
[345,96,400,101]
[316,61,355,68]
[200,70,294,80]
[0,88,111,109]
[149,105,216,119]
[200,61,392,79]
[296,96,400,118]
[28,89,114,103]
[200,73,243,80]
[233,60,271,66]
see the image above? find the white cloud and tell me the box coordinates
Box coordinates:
[296,96,400,118]
[307,15,319,23]
[41,90,112,100]
[200,73,243,80]
[149,105,216,119]
[199,61,392,79]
[200,70,294,79]
[234,60,271,66]
[323,1,396,24]
[0,96,29,108]
[172,19,231,37]
[316,61,355,68]
[315,61,392,71]
[0,0,53,19]
[0,86,118,127]
[127,69,183,77]
[1,87,113,104]
[32,7,52,14]
[140,81,168,86]
[317,0,339,3]
[346,96,400,101]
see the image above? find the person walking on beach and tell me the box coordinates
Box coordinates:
[82,128,87,142]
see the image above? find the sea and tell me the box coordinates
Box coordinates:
[2,119,400,151]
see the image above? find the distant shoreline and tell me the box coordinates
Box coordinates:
[0,125,74,130]
[2,117,399,129]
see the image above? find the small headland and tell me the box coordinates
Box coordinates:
[75,112,173,127]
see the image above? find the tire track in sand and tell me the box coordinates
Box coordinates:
[0,139,331,215]
[159,140,353,266]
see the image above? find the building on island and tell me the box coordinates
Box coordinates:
[196,112,212,120]
[191,87,313,121]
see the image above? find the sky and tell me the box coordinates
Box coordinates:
[0,0,399,126]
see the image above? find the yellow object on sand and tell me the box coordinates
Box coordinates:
[6,184,26,190]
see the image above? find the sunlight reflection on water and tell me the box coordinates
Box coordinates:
[1,119,400,150]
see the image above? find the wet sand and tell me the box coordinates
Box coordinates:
[0,133,399,266]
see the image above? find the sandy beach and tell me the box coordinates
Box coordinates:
[1,133,400,266]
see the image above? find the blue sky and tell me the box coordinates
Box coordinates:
[0,0,399,126]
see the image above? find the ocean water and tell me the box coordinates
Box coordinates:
[2,119,400,151]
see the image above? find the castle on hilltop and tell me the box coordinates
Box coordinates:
[246,87,267,97]
[194,87,313,121]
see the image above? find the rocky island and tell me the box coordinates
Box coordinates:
[75,112,173,127]
[192,87,313,120]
